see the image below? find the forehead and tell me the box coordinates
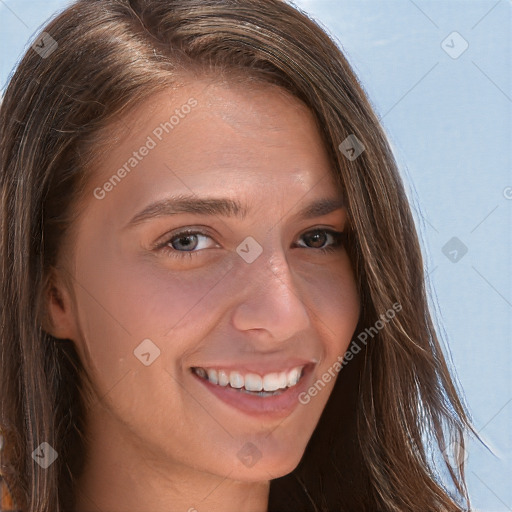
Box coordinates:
[93,76,332,166]
[82,78,342,219]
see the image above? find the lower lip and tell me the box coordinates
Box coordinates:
[191,365,314,419]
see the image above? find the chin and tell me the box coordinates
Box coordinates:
[226,448,305,482]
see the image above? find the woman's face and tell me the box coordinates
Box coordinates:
[57,78,360,482]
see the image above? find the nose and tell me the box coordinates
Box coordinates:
[230,246,311,343]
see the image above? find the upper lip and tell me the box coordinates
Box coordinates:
[189,358,317,375]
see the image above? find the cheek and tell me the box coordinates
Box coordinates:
[301,254,360,352]
[72,243,234,391]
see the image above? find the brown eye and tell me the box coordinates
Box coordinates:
[297,229,345,252]
[302,230,328,248]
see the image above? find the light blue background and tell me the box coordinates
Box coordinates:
[1,1,511,510]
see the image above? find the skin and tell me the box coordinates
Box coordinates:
[46,77,360,512]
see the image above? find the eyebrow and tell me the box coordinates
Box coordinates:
[125,194,344,228]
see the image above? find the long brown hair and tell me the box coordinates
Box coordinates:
[0,0,478,510]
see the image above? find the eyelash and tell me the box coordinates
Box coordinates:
[155,228,346,261]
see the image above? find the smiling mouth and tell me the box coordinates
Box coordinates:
[191,366,306,397]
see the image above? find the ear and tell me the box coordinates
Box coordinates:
[42,267,79,341]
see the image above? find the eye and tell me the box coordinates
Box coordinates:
[154,227,346,261]
[156,228,219,260]
[168,232,211,251]
[295,229,346,254]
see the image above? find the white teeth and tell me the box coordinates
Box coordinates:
[287,367,301,387]
[244,373,263,391]
[207,369,218,385]
[263,372,286,391]
[229,371,244,389]
[193,366,304,392]
[218,370,229,387]
[195,367,207,379]
[278,371,288,389]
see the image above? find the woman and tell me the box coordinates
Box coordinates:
[0,0,478,510]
